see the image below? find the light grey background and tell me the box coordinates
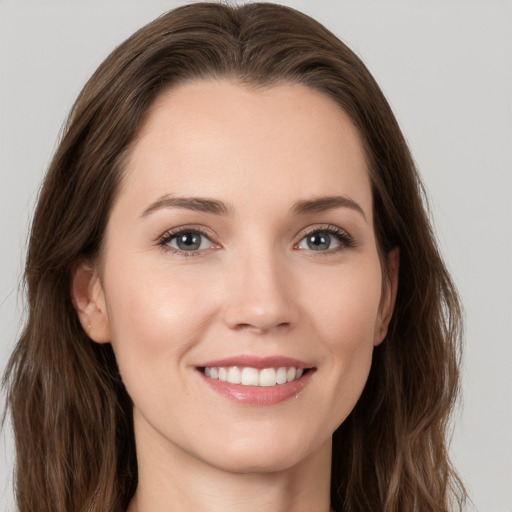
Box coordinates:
[1,1,511,511]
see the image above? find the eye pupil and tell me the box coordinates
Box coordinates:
[307,233,330,251]
[177,233,201,250]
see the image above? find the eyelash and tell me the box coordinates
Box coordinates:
[294,224,355,254]
[158,226,217,257]
[157,224,355,256]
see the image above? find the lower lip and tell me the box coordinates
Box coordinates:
[199,370,313,406]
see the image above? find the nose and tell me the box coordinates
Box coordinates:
[223,249,298,334]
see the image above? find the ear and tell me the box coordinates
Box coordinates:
[374,248,399,346]
[71,261,111,343]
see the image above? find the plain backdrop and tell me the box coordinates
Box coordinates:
[1,1,511,511]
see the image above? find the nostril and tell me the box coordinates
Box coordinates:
[223,289,298,332]
[232,321,291,333]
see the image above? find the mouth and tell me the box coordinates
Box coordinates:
[199,365,311,387]
[196,356,316,405]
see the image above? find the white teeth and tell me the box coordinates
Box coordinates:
[241,367,259,386]
[286,367,296,382]
[227,367,241,384]
[203,365,307,386]
[276,367,287,384]
[259,368,276,386]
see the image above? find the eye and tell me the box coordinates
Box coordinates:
[159,229,216,253]
[298,232,336,251]
[296,226,354,252]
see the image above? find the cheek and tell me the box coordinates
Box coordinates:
[299,258,383,407]
[103,258,218,369]
[303,262,383,348]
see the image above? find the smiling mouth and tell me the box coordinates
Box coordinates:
[199,366,313,387]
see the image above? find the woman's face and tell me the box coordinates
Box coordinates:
[78,80,397,474]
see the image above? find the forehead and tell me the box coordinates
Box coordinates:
[119,79,372,216]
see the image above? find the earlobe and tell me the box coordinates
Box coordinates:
[71,261,111,343]
[374,248,400,346]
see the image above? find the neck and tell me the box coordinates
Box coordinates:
[128,414,333,512]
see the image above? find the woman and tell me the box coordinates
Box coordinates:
[3,3,466,511]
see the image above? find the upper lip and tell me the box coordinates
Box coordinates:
[197,355,313,370]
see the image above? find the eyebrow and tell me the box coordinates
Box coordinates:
[141,195,232,217]
[141,194,366,221]
[292,196,367,222]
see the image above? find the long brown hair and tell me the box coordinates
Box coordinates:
[3,3,466,511]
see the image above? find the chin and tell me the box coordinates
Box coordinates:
[196,430,330,475]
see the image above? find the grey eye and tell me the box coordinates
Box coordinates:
[306,233,331,251]
[298,231,341,251]
[177,232,201,250]
[167,231,213,251]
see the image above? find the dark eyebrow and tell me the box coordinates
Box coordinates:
[292,196,367,222]
[141,195,232,217]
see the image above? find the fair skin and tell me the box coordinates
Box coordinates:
[72,80,398,512]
